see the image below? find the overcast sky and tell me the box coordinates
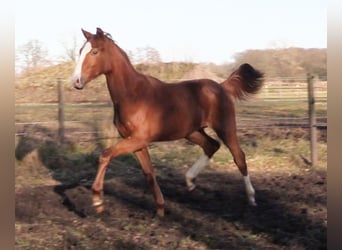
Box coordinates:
[15,0,326,64]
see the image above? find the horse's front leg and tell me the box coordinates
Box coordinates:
[91,137,146,213]
[134,147,165,216]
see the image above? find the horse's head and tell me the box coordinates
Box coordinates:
[72,28,112,89]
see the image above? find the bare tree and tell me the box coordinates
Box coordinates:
[17,39,50,72]
[144,46,161,64]
[129,46,161,64]
[60,34,81,62]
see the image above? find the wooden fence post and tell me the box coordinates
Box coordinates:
[57,78,65,144]
[307,74,317,167]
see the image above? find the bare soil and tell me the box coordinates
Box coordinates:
[15,132,326,250]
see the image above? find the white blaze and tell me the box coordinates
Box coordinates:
[72,42,92,83]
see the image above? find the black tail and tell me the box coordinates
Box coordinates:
[221,63,264,100]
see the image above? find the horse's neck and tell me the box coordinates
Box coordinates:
[105,49,146,103]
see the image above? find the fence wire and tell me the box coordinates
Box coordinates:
[15,78,327,142]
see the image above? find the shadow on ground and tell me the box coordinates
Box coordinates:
[15,127,326,249]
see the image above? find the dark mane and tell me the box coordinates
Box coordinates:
[103,32,133,66]
[103,32,113,40]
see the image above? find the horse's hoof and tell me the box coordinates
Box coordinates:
[249,199,257,207]
[186,177,196,192]
[187,184,196,192]
[156,208,165,217]
[92,195,104,213]
[94,204,104,213]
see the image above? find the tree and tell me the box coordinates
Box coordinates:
[60,34,81,62]
[16,39,50,72]
[128,46,161,64]
[231,48,326,78]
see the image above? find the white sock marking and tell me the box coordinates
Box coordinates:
[186,154,209,180]
[243,174,257,206]
[72,42,92,84]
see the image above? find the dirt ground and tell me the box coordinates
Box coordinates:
[15,130,327,250]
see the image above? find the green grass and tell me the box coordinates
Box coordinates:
[237,101,326,118]
[148,136,327,173]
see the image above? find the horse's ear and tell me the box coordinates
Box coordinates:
[81,29,92,40]
[96,28,105,39]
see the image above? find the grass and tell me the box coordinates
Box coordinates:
[148,135,326,174]
[15,130,326,192]
[237,101,326,118]
[135,62,196,81]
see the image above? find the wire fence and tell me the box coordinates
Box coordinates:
[15,77,327,159]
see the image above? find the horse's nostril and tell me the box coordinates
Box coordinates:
[73,77,83,89]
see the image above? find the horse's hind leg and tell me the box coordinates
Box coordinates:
[185,129,220,191]
[214,125,257,206]
[134,147,165,217]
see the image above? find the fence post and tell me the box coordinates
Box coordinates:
[57,78,65,144]
[307,74,317,167]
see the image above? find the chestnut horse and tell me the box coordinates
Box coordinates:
[72,28,264,216]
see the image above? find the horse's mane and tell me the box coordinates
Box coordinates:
[103,32,114,41]
[101,31,135,68]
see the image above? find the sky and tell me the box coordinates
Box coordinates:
[15,0,326,65]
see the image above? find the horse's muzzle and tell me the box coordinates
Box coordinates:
[73,77,84,90]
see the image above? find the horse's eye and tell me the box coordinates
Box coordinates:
[92,50,98,55]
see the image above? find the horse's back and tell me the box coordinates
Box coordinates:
[158,78,230,125]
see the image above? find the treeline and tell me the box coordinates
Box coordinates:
[134,47,326,81]
[16,43,326,83]
[229,48,326,79]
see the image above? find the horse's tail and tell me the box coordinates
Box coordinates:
[221,63,264,100]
